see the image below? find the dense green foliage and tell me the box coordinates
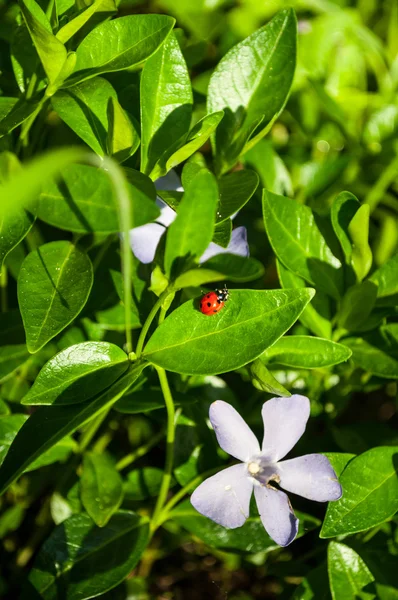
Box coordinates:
[0,0,397,598]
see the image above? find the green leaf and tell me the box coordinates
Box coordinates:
[164,169,218,279]
[207,8,297,173]
[22,342,129,406]
[216,170,259,223]
[348,204,372,282]
[263,190,343,299]
[0,414,76,472]
[0,97,42,138]
[0,364,145,495]
[28,511,149,599]
[249,359,291,396]
[81,452,124,527]
[165,111,224,173]
[321,446,398,538]
[140,32,192,178]
[328,542,375,600]
[69,14,175,85]
[18,241,94,353]
[0,345,30,381]
[143,288,314,375]
[56,0,110,44]
[170,499,320,552]
[114,386,195,414]
[245,139,293,197]
[124,467,165,501]
[38,165,159,234]
[323,453,356,478]
[342,337,398,379]
[174,254,265,288]
[331,191,360,264]
[370,254,398,306]
[0,152,36,269]
[212,219,232,248]
[261,335,352,369]
[51,77,117,155]
[0,148,88,220]
[277,260,332,339]
[338,281,378,331]
[107,97,140,163]
[20,0,67,85]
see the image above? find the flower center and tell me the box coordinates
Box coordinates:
[247,456,280,486]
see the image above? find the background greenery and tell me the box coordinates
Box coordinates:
[0,0,397,598]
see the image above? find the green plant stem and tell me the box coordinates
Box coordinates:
[155,466,221,528]
[135,290,170,358]
[0,264,7,312]
[115,428,165,471]
[88,156,134,354]
[92,234,115,272]
[365,154,398,211]
[151,367,176,529]
[78,408,109,453]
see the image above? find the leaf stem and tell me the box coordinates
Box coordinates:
[88,156,134,354]
[115,428,165,471]
[151,367,176,529]
[155,466,221,528]
[365,154,398,211]
[78,408,109,453]
[0,264,8,312]
[135,290,170,358]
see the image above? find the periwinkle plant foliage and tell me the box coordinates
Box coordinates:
[0,0,397,597]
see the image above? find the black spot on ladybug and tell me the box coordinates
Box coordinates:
[207,302,211,307]
[213,310,217,313]
[217,299,221,304]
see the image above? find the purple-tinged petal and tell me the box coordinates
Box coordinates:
[199,226,249,263]
[254,484,298,547]
[129,222,165,264]
[156,198,176,227]
[209,400,260,462]
[277,454,343,502]
[155,170,183,192]
[261,395,310,462]
[191,464,253,528]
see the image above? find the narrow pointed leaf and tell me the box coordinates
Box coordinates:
[69,14,175,85]
[261,336,352,369]
[141,32,192,178]
[81,453,124,527]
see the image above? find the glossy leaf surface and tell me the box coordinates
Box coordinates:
[81,452,124,527]
[261,335,352,369]
[328,542,375,600]
[144,289,314,375]
[22,342,129,405]
[263,190,343,299]
[28,511,149,599]
[18,241,93,353]
[321,446,398,537]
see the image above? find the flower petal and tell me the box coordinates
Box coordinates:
[199,226,249,263]
[277,454,343,502]
[254,484,298,547]
[261,395,310,461]
[129,222,165,264]
[209,400,260,461]
[155,170,183,192]
[191,464,253,528]
[156,198,176,227]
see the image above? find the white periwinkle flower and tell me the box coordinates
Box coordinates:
[191,395,342,547]
[129,170,249,264]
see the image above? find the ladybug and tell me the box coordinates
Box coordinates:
[200,285,229,316]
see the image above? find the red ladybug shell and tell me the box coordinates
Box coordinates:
[200,287,229,316]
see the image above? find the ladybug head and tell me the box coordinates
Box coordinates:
[216,285,229,303]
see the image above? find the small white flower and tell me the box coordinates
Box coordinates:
[191,396,342,547]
